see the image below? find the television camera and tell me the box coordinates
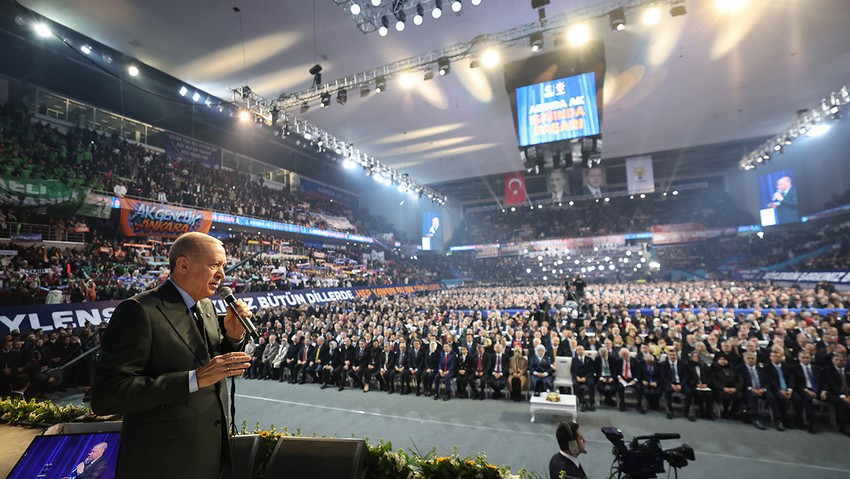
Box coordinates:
[601,427,694,479]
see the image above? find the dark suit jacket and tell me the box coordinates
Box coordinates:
[437,351,457,376]
[471,352,492,376]
[570,355,595,381]
[790,363,821,395]
[378,350,397,370]
[408,348,426,372]
[822,365,850,398]
[594,355,616,378]
[489,352,509,376]
[616,357,642,382]
[660,360,690,388]
[549,453,586,479]
[763,362,796,393]
[739,363,770,390]
[77,456,108,479]
[775,186,799,224]
[92,281,241,479]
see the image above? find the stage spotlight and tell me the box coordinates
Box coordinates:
[399,72,415,89]
[379,16,389,36]
[80,44,92,55]
[309,64,323,86]
[350,2,361,14]
[360,85,371,97]
[395,10,407,32]
[179,86,188,96]
[481,48,500,68]
[192,91,201,102]
[670,0,687,17]
[609,8,626,31]
[371,0,381,6]
[530,32,544,52]
[414,3,425,24]
[337,89,348,105]
[716,0,746,13]
[424,69,435,80]
[300,101,310,113]
[127,65,139,77]
[643,5,662,25]
[375,76,387,93]
[34,23,52,37]
[238,110,250,122]
[433,0,443,18]
[452,0,462,12]
[568,24,590,46]
[807,123,831,137]
[469,58,480,69]
[471,0,481,5]
[438,57,451,75]
[320,92,331,108]
[102,52,113,64]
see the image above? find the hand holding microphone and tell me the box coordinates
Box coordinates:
[216,286,260,341]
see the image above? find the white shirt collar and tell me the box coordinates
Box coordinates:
[559,450,581,468]
[169,279,197,310]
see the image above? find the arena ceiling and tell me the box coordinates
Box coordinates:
[11,0,850,200]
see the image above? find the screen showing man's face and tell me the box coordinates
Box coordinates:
[585,168,603,189]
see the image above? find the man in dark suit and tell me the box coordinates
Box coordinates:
[660,350,693,420]
[821,352,850,436]
[470,343,491,400]
[768,175,799,224]
[615,348,644,413]
[307,336,330,384]
[293,334,315,384]
[390,341,408,394]
[549,422,587,479]
[739,351,780,430]
[639,354,663,410]
[337,337,355,390]
[404,338,425,396]
[791,350,825,433]
[434,342,457,401]
[764,348,801,430]
[488,343,510,399]
[65,441,109,479]
[92,232,251,479]
[594,347,617,406]
[571,346,597,411]
[377,341,396,392]
[349,339,369,390]
[454,345,471,398]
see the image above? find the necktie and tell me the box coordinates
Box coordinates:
[749,366,761,389]
[603,359,610,377]
[496,355,501,373]
[443,353,448,372]
[478,356,482,372]
[805,365,817,393]
[840,368,849,394]
[190,304,208,349]
[624,360,630,380]
[671,362,679,383]
[776,365,786,390]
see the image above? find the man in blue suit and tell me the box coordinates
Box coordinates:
[434,342,457,401]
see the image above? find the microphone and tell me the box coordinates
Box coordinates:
[216,286,260,341]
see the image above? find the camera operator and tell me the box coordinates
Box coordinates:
[549,421,588,479]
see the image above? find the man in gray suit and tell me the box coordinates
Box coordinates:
[92,232,251,479]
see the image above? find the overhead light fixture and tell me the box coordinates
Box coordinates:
[238,110,251,122]
[609,8,626,31]
[192,91,201,102]
[80,44,92,55]
[102,52,113,64]
[806,123,831,137]
[469,58,480,69]
[320,92,331,107]
[379,16,389,36]
[568,24,590,46]
[715,0,747,13]
[360,85,371,97]
[643,5,662,25]
[424,69,435,80]
[127,65,139,77]
[337,89,348,105]
[350,2,362,15]
[414,3,424,24]
[530,32,544,52]
[432,0,443,18]
[669,0,687,17]
[309,64,323,86]
[375,76,387,93]
[371,0,381,6]
[300,101,310,113]
[179,86,188,96]
[438,56,451,75]
[399,72,415,89]
[451,0,462,12]
[395,10,406,31]
[33,23,52,38]
[471,0,481,5]
[481,48,500,68]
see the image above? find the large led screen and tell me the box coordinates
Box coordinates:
[516,72,600,147]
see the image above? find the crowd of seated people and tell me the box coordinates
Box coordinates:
[233,281,850,435]
[452,185,752,246]
[0,322,102,400]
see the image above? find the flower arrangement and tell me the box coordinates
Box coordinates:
[545,391,561,403]
[0,398,89,427]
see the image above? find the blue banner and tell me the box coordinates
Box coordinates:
[299,177,358,207]
[0,283,441,336]
[517,72,600,147]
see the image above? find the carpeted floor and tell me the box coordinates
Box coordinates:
[40,380,850,478]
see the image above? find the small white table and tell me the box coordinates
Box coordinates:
[529,394,578,423]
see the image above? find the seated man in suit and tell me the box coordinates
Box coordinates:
[640,353,663,410]
[740,351,781,430]
[336,337,354,390]
[470,343,491,400]
[389,340,408,394]
[376,341,396,392]
[348,339,369,390]
[455,345,471,398]
[488,343,510,399]
[660,350,693,420]
[616,347,644,414]
[764,347,801,430]
[308,336,329,384]
[422,341,440,397]
[594,347,617,407]
[791,350,826,433]
[321,340,340,389]
[571,346,597,412]
[821,351,850,436]
[530,344,555,394]
[549,422,588,479]
[434,342,456,401]
[403,338,425,396]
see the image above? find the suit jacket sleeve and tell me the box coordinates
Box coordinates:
[91,299,191,415]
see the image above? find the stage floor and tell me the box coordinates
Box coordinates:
[46,380,850,479]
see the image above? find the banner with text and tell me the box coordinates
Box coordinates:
[299,178,358,207]
[0,283,442,336]
[119,198,213,237]
[0,177,89,217]
[626,156,655,194]
[164,131,221,169]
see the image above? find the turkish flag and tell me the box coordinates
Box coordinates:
[504,172,527,206]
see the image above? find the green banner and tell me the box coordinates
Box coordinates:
[0,177,90,217]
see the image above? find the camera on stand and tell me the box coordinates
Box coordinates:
[601,427,695,479]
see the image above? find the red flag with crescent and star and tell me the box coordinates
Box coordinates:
[504,172,527,206]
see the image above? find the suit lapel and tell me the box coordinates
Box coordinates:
[155,282,210,362]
